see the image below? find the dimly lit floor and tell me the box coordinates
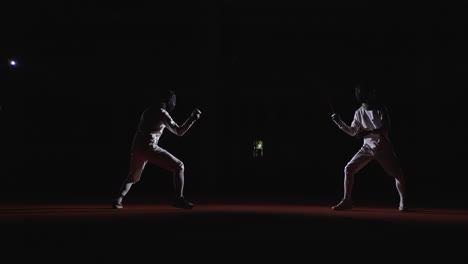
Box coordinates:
[1,196,467,245]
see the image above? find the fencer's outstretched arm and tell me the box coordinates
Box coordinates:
[331,113,361,137]
[163,108,202,136]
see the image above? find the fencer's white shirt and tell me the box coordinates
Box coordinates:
[133,107,196,149]
[335,103,389,149]
[137,108,176,145]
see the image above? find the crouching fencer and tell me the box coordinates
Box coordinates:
[113,89,202,209]
[331,82,408,212]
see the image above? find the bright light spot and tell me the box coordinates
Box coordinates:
[252,140,264,158]
[254,140,263,150]
[9,60,16,66]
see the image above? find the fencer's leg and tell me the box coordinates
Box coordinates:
[332,169,356,211]
[333,147,373,211]
[172,161,185,199]
[375,143,407,211]
[116,182,134,203]
[146,147,194,209]
[171,161,196,209]
[343,170,354,202]
[395,178,407,211]
[113,152,146,209]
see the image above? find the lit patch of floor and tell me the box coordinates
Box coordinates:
[1,201,467,244]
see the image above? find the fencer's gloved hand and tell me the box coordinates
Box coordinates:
[191,108,202,120]
[331,113,341,122]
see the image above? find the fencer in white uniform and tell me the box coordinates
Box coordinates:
[113,89,201,209]
[331,84,407,211]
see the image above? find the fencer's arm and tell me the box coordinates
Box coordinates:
[331,113,360,137]
[163,109,201,136]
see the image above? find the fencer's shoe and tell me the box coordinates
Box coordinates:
[399,204,408,212]
[332,199,353,211]
[173,197,195,209]
[112,201,123,209]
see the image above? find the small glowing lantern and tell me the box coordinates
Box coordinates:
[253,140,263,158]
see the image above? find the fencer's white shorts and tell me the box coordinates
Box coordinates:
[126,145,184,183]
[345,139,404,180]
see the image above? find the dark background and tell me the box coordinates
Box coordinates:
[0,1,466,208]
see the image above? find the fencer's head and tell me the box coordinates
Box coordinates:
[354,82,377,105]
[158,89,176,112]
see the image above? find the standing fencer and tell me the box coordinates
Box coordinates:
[113,89,201,209]
[331,82,407,211]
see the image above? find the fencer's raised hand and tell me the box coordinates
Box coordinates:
[191,108,202,120]
[331,113,341,122]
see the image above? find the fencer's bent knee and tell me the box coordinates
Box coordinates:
[344,164,356,176]
[173,160,184,172]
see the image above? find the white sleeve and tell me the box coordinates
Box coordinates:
[161,110,197,136]
[333,111,362,136]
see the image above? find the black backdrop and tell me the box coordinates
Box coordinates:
[0,1,466,208]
